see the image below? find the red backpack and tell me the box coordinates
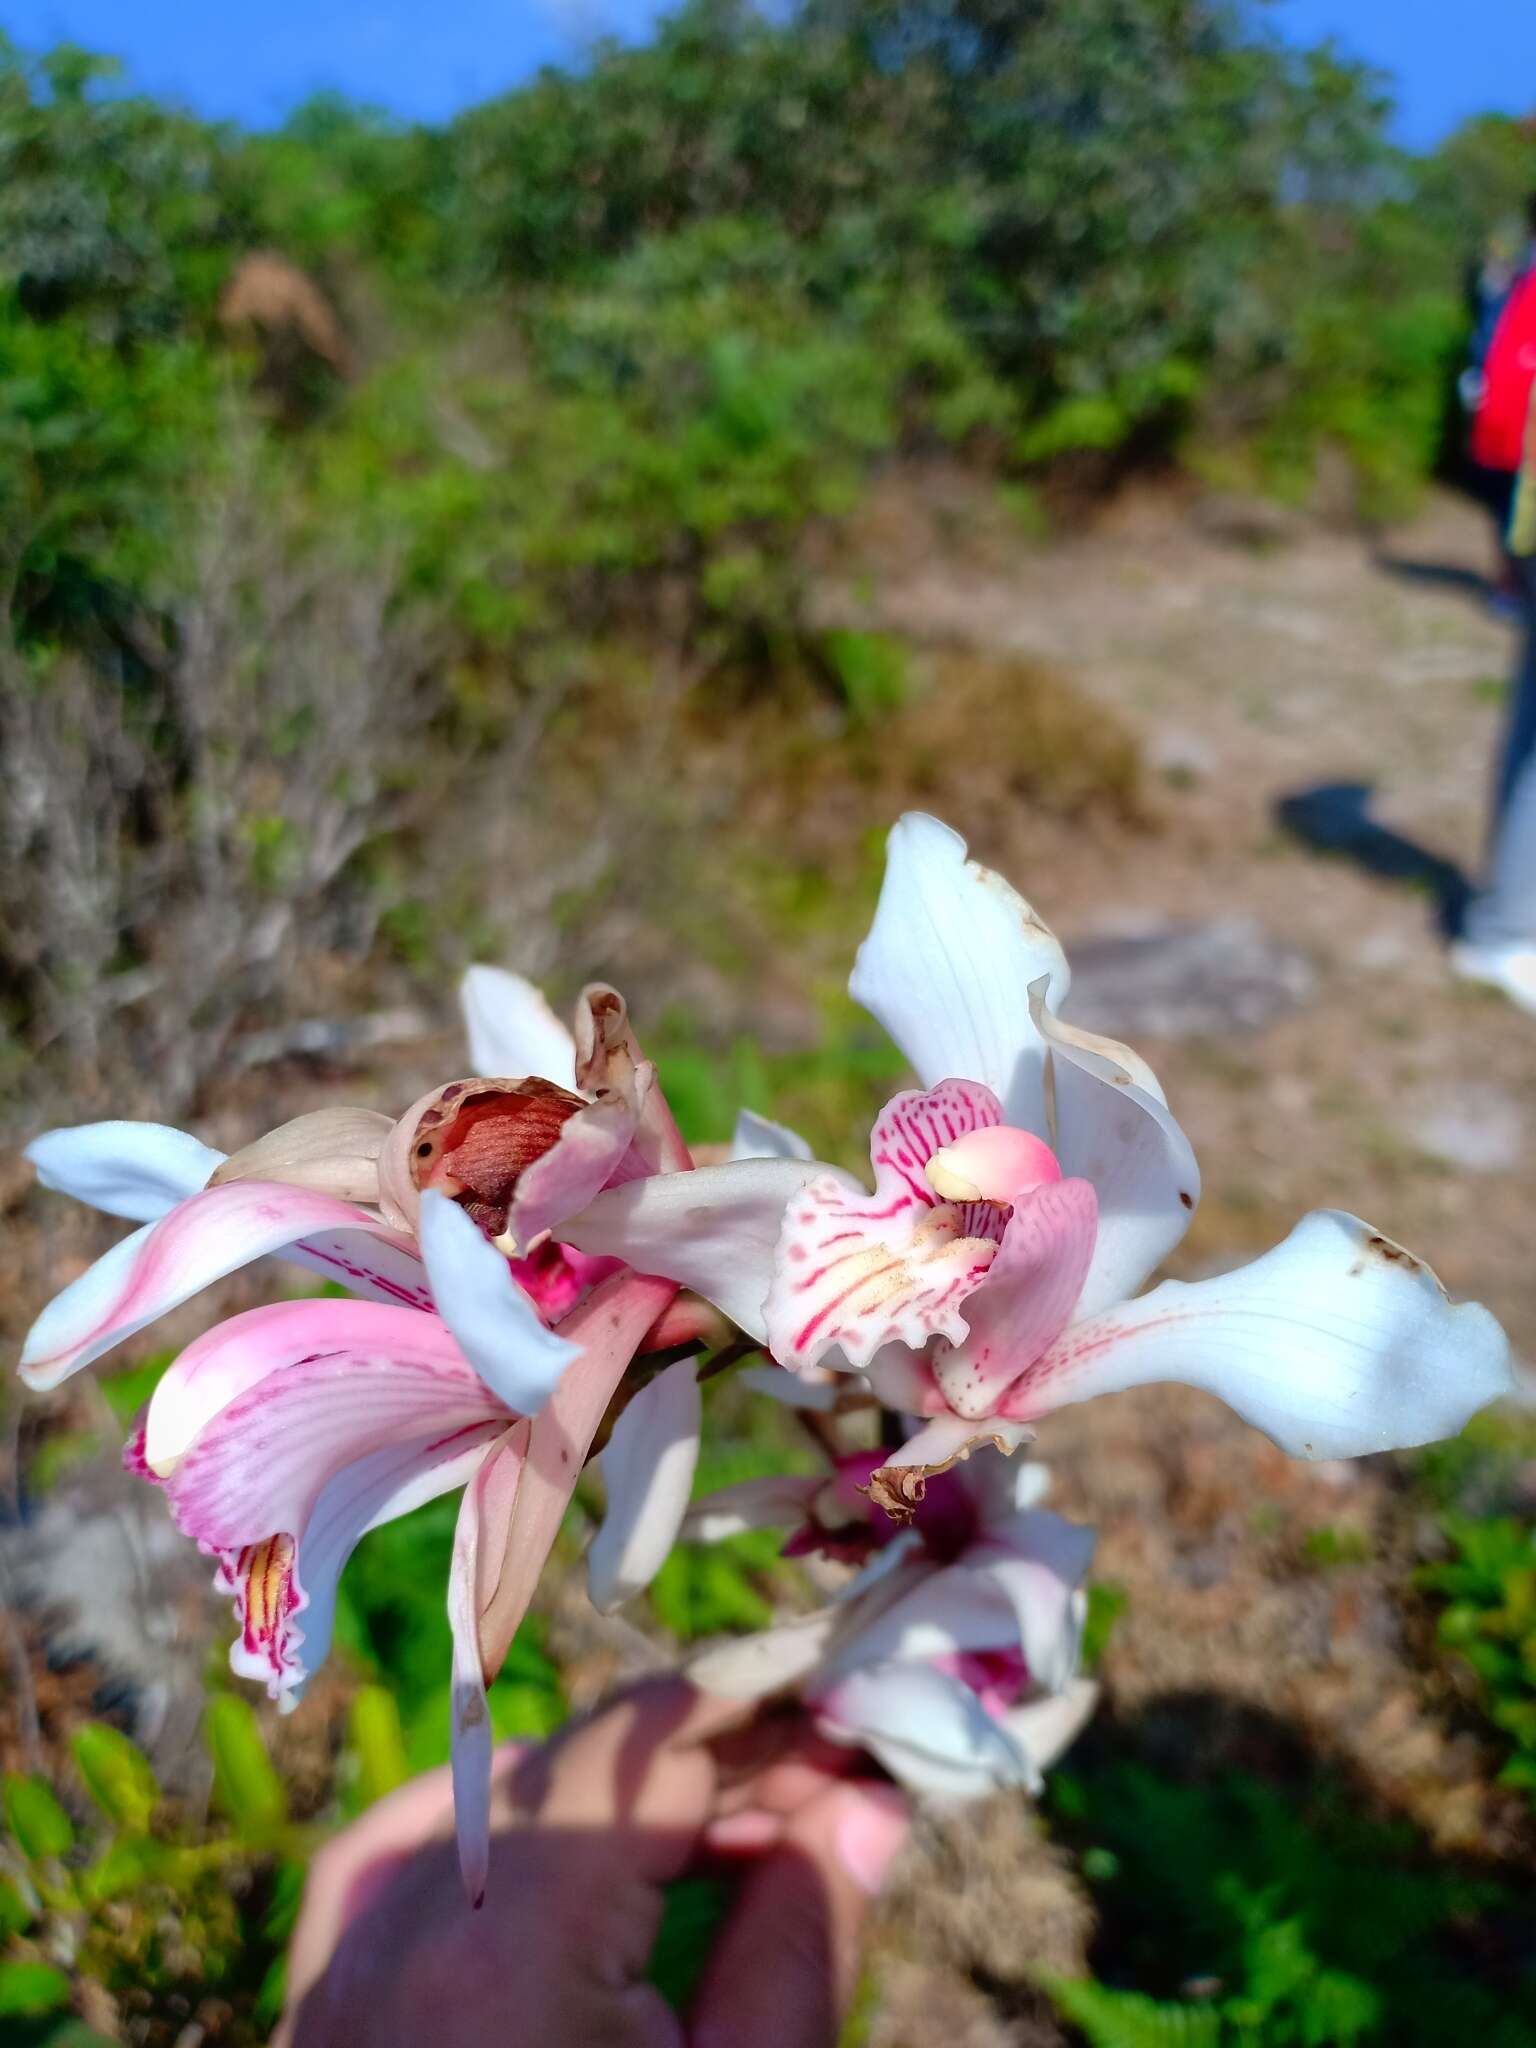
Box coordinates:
[1473,268,1536,473]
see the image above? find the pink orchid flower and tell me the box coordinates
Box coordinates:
[19,975,705,1901]
[559,814,1512,1503]
[687,1447,1097,1801]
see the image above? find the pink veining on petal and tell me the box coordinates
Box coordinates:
[20,1180,431,1390]
[992,1301,1190,1422]
[122,1418,155,1482]
[932,1178,1099,1421]
[764,1080,1009,1374]
[164,1301,508,1552]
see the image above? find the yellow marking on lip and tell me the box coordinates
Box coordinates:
[244,1533,294,1644]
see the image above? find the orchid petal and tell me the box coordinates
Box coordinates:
[689,1606,846,1700]
[305,1426,508,1689]
[476,1271,677,1674]
[974,1514,1094,1693]
[588,1359,701,1611]
[19,1182,433,1391]
[765,1081,1007,1374]
[208,1108,392,1206]
[999,1676,1098,1775]
[460,965,577,1088]
[562,1159,839,1342]
[963,1445,1053,1524]
[219,1423,502,1703]
[146,1304,311,1476]
[934,1178,1099,1418]
[1004,1210,1512,1458]
[26,1120,225,1221]
[418,1193,579,1416]
[681,1473,823,1543]
[815,1659,1038,1802]
[449,1432,530,1907]
[575,984,691,1174]
[849,814,1069,1135]
[688,1537,928,1701]
[1031,985,1200,1316]
[165,1301,508,1551]
[818,1555,1028,1672]
[505,1091,641,1251]
[729,1110,814,1163]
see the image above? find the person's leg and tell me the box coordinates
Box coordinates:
[1491,553,1536,829]
[1455,564,1536,1004]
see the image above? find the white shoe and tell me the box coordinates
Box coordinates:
[1450,940,1536,1015]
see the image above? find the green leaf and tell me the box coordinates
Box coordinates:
[347,1686,409,1811]
[71,1722,159,1832]
[2,1777,74,1863]
[1038,1974,1222,2048]
[0,1874,34,1938]
[205,1694,287,1835]
[1082,1581,1129,1670]
[0,1959,72,2016]
[84,1833,177,1902]
[97,1350,175,1426]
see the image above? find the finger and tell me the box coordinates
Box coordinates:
[280,1740,533,2041]
[710,1743,858,1821]
[516,1679,754,1882]
[278,1765,457,2036]
[708,1711,849,1792]
[688,1779,909,2048]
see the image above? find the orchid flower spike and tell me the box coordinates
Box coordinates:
[19,973,697,1902]
[561,813,1513,1504]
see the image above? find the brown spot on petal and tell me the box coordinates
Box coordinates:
[1365,1233,1412,1265]
[1361,1230,1443,1293]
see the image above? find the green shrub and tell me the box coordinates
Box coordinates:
[1419,1515,1536,1802]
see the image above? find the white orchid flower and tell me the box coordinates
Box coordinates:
[18,975,703,1902]
[689,1446,1098,1800]
[561,813,1512,1501]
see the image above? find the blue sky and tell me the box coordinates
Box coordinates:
[0,0,1531,147]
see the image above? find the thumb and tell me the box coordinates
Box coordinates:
[688,1778,909,2048]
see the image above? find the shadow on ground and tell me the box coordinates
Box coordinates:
[1276,781,1473,936]
[1017,1691,1536,2046]
[1373,552,1502,607]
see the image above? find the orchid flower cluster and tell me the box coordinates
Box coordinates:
[19,815,1511,1901]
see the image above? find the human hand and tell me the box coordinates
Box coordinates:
[278,1678,910,2048]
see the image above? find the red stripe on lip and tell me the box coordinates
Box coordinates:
[795,1258,901,1351]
